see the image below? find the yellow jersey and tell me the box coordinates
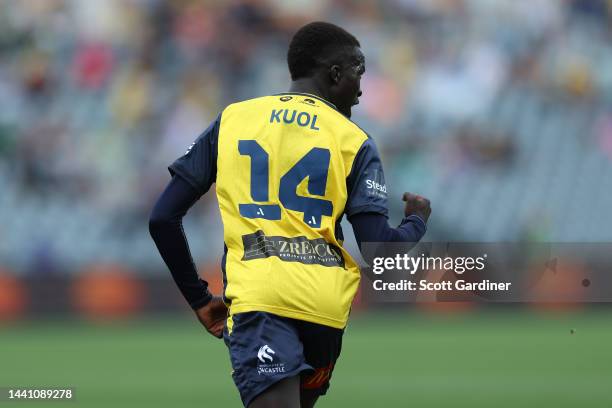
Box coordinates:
[170,92,389,329]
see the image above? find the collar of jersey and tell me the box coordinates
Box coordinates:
[274,92,338,110]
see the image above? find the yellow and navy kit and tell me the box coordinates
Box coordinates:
[170,93,388,329]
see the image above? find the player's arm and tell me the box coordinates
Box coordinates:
[350,205,428,248]
[345,137,431,249]
[148,114,227,338]
[149,176,211,307]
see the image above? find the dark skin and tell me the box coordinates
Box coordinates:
[290,45,365,119]
[195,45,431,407]
[195,297,226,338]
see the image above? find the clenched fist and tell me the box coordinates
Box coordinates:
[402,192,431,223]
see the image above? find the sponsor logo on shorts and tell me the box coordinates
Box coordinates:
[256,345,286,375]
[242,230,345,268]
[257,345,275,363]
[301,364,333,389]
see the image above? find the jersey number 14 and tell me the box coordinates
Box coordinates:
[238,140,333,228]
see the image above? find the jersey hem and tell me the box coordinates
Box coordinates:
[229,303,347,329]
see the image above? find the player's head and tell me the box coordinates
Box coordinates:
[288,22,364,118]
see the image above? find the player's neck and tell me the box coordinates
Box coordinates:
[288,79,334,105]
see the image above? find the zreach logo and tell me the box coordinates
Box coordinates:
[242,230,345,268]
[257,345,275,363]
[279,96,292,102]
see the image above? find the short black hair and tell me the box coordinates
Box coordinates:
[287,22,360,81]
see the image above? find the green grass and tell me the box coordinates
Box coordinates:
[1,310,611,407]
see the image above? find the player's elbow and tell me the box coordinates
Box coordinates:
[148,208,174,238]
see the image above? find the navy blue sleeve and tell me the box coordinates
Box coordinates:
[149,175,213,310]
[349,212,427,248]
[168,113,221,195]
[345,137,389,218]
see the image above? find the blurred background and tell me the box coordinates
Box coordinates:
[1,0,612,407]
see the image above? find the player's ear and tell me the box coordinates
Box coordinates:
[330,65,342,84]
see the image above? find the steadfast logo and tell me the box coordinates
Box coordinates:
[242,230,345,268]
[365,169,387,199]
[270,109,320,130]
[366,179,387,194]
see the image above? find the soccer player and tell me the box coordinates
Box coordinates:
[149,22,431,408]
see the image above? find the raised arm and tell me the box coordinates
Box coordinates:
[345,137,431,251]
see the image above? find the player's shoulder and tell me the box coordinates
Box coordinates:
[334,114,373,154]
[337,114,370,144]
[220,95,272,115]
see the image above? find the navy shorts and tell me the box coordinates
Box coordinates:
[223,311,343,407]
